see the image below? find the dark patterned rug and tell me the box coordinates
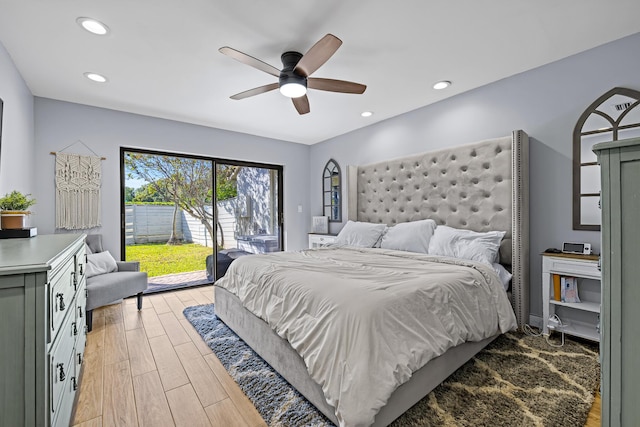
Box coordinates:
[183,304,600,427]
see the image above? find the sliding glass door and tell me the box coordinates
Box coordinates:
[120,148,283,292]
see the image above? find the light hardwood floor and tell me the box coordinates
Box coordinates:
[72,285,267,427]
[72,285,601,427]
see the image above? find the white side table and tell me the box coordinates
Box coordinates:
[541,252,601,341]
[308,233,337,249]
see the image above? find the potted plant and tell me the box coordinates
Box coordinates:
[0,190,36,229]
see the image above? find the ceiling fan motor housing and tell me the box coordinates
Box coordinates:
[279,51,307,89]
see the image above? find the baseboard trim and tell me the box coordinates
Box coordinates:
[528,314,543,330]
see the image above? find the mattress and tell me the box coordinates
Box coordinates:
[216,246,517,426]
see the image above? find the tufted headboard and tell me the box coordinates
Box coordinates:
[347,130,529,328]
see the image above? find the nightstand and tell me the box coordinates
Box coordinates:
[541,252,601,341]
[308,233,337,249]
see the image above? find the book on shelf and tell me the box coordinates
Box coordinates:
[561,276,581,303]
[553,274,561,301]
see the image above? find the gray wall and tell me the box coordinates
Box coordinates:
[33,98,310,258]
[0,41,35,197]
[310,32,640,320]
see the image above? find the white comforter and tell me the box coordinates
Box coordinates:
[216,247,517,427]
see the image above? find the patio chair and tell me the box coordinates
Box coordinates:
[85,234,148,331]
[206,248,251,281]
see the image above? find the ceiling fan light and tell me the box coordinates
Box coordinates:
[279,83,307,98]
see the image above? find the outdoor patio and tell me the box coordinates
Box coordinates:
[145,270,211,294]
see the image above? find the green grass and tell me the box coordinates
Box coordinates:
[125,242,213,277]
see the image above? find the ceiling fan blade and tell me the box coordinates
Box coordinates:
[230,83,279,100]
[294,34,342,77]
[292,95,310,115]
[308,78,366,94]
[219,46,281,77]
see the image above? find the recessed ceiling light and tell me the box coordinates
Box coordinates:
[84,72,108,83]
[433,80,452,90]
[361,111,373,117]
[76,17,109,35]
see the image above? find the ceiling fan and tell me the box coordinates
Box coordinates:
[219,34,366,115]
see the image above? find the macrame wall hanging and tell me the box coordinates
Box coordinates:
[51,141,105,229]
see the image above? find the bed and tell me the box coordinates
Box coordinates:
[214,130,530,426]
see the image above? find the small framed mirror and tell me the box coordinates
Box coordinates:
[573,87,640,231]
[322,159,341,222]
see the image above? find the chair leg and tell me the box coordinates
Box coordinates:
[137,292,143,310]
[86,309,93,333]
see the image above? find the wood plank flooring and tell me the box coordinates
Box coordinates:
[72,285,602,427]
[72,285,266,427]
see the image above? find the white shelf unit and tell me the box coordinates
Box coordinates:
[308,233,337,249]
[542,253,601,341]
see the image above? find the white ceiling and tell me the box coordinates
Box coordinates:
[0,1,639,145]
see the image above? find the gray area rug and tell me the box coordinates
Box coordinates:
[183,304,599,427]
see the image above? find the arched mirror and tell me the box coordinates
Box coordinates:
[323,159,341,222]
[573,87,640,231]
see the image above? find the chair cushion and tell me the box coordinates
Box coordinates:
[86,271,148,311]
[86,251,118,277]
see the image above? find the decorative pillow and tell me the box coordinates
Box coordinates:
[492,263,513,291]
[428,225,505,266]
[381,219,437,253]
[335,220,387,248]
[86,250,118,278]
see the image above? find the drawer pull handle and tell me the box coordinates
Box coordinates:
[78,353,83,365]
[78,307,83,318]
[57,363,66,382]
[72,377,78,391]
[79,263,84,276]
[56,293,66,311]
[71,271,77,291]
[72,322,78,336]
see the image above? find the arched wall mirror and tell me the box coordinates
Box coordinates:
[573,87,640,231]
[323,159,341,222]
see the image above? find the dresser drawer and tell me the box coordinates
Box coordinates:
[76,280,87,332]
[75,281,88,370]
[76,247,87,284]
[49,300,79,417]
[51,351,76,427]
[50,260,77,340]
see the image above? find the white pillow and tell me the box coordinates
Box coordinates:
[86,251,118,278]
[381,219,437,253]
[428,225,505,266]
[335,220,387,248]
[492,263,513,291]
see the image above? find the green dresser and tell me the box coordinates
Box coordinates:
[0,234,87,427]
[594,137,640,427]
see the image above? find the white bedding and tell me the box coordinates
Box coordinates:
[216,247,517,427]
